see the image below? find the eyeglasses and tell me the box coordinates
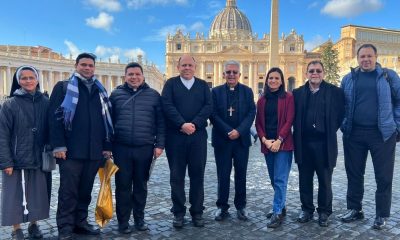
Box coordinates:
[308,69,323,74]
[225,70,238,75]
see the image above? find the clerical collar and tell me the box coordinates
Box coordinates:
[180,76,195,90]
[226,83,238,91]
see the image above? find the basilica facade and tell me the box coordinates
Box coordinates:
[165,0,319,95]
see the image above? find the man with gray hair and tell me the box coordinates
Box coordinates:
[210,60,256,221]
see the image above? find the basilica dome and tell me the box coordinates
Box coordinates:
[209,0,252,39]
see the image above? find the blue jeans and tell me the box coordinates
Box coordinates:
[265,151,293,214]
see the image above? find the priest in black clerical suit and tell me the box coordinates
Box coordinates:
[161,55,212,228]
[210,60,256,222]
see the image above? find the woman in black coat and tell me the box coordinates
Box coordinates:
[0,66,50,240]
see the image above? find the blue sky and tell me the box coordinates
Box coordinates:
[0,0,399,72]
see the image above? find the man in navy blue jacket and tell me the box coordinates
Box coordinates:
[210,60,256,221]
[340,44,400,230]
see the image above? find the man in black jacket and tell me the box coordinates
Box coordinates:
[293,60,344,227]
[161,54,212,228]
[210,60,255,221]
[110,62,165,234]
[48,53,112,239]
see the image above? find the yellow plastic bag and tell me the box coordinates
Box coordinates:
[95,158,119,228]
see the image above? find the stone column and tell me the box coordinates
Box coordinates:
[107,75,112,93]
[239,62,244,83]
[200,62,205,80]
[269,0,279,68]
[0,67,4,96]
[39,70,45,92]
[213,62,218,86]
[6,66,11,95]
[249,62,253,90]
[218,61,223,86]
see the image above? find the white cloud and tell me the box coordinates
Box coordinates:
[321,0,383,18]
[86,12,114,31]
[305,35,325,51]
[188,21,205,32]
[94,45,147,63]
[86,0,122,12]
[307,1,318,9]
[95,45,122,62]
[124,48,146,60]
[127,0,188,10]
[64,40,81,59]
[143,21,205,41]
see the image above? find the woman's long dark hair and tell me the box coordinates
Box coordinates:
[263,67,286,98]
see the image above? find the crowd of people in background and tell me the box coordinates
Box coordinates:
[0,43,399,239]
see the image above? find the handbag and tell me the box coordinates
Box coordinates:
[42,146,56,172]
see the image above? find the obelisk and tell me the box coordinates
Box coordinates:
[269,0,279,68]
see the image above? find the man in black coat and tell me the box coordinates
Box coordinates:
[293,60,344,227]
[48,53,112,239]
[161,54,212,228]
[110,62,165,234]
[210,60,255,221]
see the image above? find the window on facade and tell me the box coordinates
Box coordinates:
[289,44,295,52]
[176,43,182,51]
[258,82,264,96]
[206,64,213,73]
[207,44,213,51]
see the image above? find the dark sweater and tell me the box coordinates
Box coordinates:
[161,76,212,133]
[264,92,278,139]
[354,70,378,127]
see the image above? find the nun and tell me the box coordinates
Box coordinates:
[0,66,50,239]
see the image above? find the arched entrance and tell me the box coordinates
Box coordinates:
[287,77,295,91]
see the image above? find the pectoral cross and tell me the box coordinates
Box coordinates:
[228,106,235,117]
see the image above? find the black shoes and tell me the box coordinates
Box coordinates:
[318,213,329,227]
[373,217,386,230]
[58,232,73,240]
[192,215,205,227]
[215,208,229,221]
[267,214,283,228]
[118,223,132,234]
[340,209,364,223]
[173,215,184,228]
[297,211,313,223]
[237,209,248,221]
[11,229,24,240]
[73,222,100,235]
[134,218,149,231]
[28,223,43,239]
[267,207,286,219]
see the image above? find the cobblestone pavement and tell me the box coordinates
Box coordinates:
[1,131,400,239]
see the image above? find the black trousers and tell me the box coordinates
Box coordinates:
[343,127,396,217]
[214,140,249,211]
[165,131,207,217]
[56,158,103,233]
[298,140,333,215]
[113,144,153,226]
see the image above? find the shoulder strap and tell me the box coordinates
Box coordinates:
[62,80,69,96]
[383,68,396,101]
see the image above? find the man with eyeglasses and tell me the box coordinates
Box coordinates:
[292,60,344,227]
[161,54,212,228]
[210,60,255,221]
[340,44,400,230]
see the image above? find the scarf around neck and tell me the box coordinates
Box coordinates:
[60,72,114,141]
